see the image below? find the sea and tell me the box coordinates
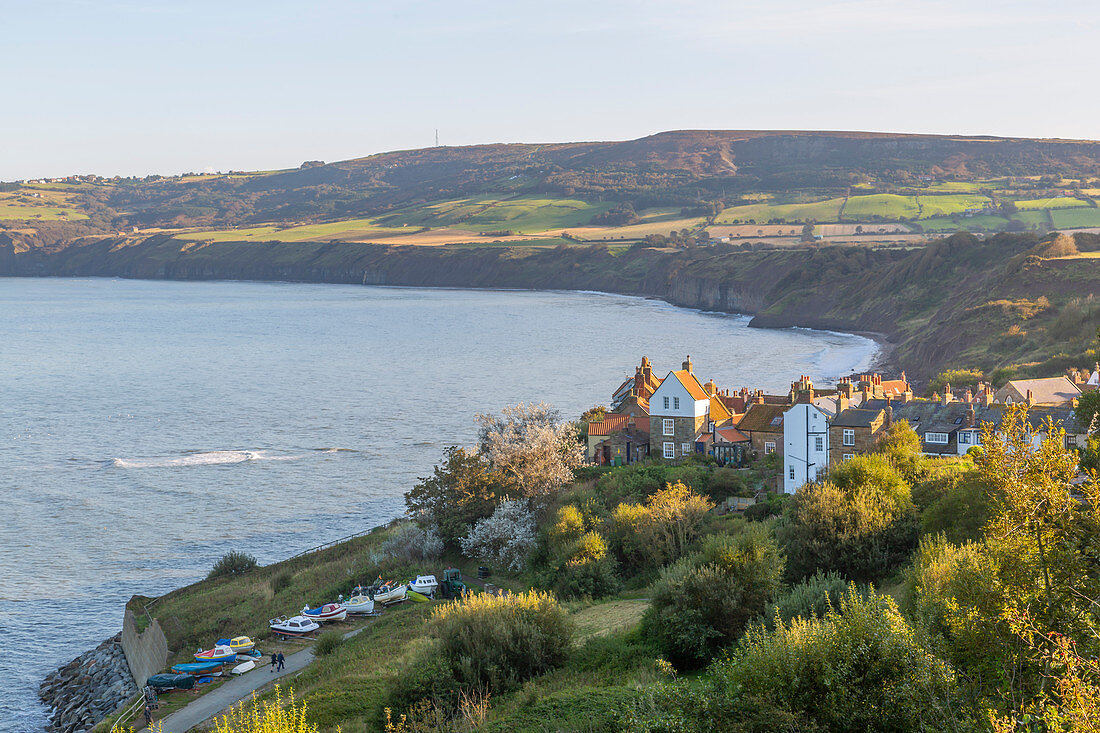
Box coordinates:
[0,277,878,731]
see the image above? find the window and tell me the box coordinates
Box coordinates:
[764,441,776,454]
[843,454,854,461]
[814,436,824,451]
[959,431,971,445]
[673,397,680,410]
[788,466,795,479]
[681,442,691,455]
[663,418,675,436]
[663,396,669,410]
[842,429,855,446]
[663,442,675,459]
[1066,435,1076,449]
[925,432,949,444]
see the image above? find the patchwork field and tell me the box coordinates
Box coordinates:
[715,198,844,224]
[1051,207,1100,229]
[916,194,992,218]
[0,189,89,220]
[374,195,614,233]
[842,194,920,220]
[1014,196,1089,210]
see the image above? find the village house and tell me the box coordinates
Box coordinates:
[587,412,650,465]
[993,376,1082,406]
[648,356,716,460]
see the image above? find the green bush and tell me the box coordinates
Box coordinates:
[314,629,343,656]
[777,454,918,582]
[644,528,784,669]
[743,492,788,522]
[207,550,258,580]
[918,470,992,543]
[758,570,854,628]
[626,588,978,733]
[411,590,572,702]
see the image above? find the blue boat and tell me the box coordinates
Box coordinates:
[171,661,225,676]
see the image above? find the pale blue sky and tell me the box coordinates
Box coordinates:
[3,0,1098,179]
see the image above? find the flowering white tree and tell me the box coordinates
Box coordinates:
[475,403,583,501]
[380,522,444,562]
[460,499,536,571]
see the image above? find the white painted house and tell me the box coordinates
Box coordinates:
[782,402,831,493]
[648,358,711,460]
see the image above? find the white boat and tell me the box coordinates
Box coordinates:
[302,602,347,623]
[232,659,256,675]
[407,575,438,597]
[372,582,407,606]
[269,615,320,637]
[344,594,375,615]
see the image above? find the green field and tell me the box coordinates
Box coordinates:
[1052,207,1100,229]
[918,181,983,193]
[375,195,614,233]
[715,198,844,224]
[1014,196,1089,210]
[176,218,409,242]
[842,194,920,220]
[916,194,992,218]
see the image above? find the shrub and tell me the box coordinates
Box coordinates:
[313,630,343,657]
[405,446,510,548]
[758,570,853,628]
[610,481,713,573]
[742,491,787,521]
[270,570,293,595]
[918,470,992,542]
[208,550,258,580]
[644,528,784,669]
[541,504,621,598]
[410,590,572,702]
[213,685,318,733]
[381,523,444,563]
[777,454,917,582]
[459,499,536,571]
[626,588,977,733]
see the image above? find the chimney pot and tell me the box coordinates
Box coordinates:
[682,355,693,373]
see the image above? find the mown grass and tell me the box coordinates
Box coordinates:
[916,194,991,218]
[374,196,613,233]
[842,194,919,220]
[715,198,844,224]
[1013,196,1090,210]
[1052,207,1100,229]
[176,219,409,242]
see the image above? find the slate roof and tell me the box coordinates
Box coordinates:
[831,407,884,428]
[994,377,1081,406]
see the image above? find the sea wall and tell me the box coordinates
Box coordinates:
[121,609,169,693]
[39,634,138,733]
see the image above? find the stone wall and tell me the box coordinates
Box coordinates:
[650,414,705,459]
[39,634,138,733]
[121,608,169,690]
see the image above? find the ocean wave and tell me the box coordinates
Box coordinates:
[108,450,301,469]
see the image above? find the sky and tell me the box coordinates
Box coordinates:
[3,0,1099,180]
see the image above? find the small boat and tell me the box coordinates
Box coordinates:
[232,659,256,675]
[269,615,320,637]
[171,661,225,676]
[406,588,431,602]
[235,648,263,659]
[215,636,256,654]
[194,645,237,663]
[372,582,407,606]
[146,673,196,691]
[344,594,375,615]
[302,603,347,623]
[408,575,438,597]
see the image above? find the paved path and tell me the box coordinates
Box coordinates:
[139,627,367,733]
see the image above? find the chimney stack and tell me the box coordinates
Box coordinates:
[682,355,693,374]
[838,379,853,399]
[886,398,893,427]
[964,388,973,403]
[901,383,913,403]
[981,386,994,408]
[966,403,976,428]
[1026,389,1034,406]
[836,395,850,413]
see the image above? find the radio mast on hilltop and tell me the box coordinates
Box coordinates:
[435,129,439,147]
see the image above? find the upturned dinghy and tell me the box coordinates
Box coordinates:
[232,659,256,675]
[302,602,347,623]
[344,594,375,615]
[269,615,320,637]
[172,661,225,676]
[408,575,439,597]
[194,645,237,663]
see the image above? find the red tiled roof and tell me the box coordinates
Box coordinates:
[589,414,650,436]
[715,426,749,443]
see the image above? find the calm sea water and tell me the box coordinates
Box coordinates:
[0,277,877,731]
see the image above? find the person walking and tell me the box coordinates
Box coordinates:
[143,704,152,726]
[276,651,285,671]
[270,651,278,672]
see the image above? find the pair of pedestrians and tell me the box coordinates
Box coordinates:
[269,651,285,672]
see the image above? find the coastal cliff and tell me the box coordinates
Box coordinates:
[4,231,1099,382]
